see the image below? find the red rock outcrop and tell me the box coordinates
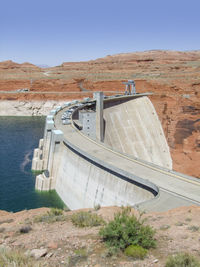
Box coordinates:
[0,50,199,177]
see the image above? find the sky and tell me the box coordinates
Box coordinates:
[0,0,200,66]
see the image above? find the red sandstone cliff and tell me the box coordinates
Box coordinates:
[0,50,199,178]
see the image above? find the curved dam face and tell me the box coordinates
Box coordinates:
[54,142,155,210]
[32,93,200,212]
[103,96,172,169]
[32,94,158,210]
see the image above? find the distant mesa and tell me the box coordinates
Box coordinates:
[0,60,40,70]
[1,50,200,71]
[0,60,21,69]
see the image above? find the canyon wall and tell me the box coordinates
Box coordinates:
[1,50,200,177]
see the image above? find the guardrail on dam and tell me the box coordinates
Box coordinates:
[32,92,200,212]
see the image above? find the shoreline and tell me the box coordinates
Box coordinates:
[0,100,67,116]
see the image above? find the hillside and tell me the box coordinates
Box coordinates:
[0,206,200,266]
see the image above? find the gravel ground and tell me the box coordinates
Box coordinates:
[0,206,200,266]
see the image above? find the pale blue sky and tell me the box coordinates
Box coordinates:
[1,0,200,66]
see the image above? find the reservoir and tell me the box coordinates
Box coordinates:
[0,116,64,212]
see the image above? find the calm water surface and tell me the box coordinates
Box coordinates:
[0,116,64,212]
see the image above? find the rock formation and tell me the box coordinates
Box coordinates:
[0,50,199,177]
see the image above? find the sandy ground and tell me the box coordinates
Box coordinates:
[0,206,200,266]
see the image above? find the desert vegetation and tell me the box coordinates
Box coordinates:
[0,206,200,266]
[99,207,156,259]
[71,211,105,227]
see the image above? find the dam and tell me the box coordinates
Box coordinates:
[32,89,200,212]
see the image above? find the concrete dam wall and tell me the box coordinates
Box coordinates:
[32,93,200,212]
[54,142,155,210]
[103,96,172,169]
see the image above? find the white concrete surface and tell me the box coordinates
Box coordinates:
[32,94,200,211]
[55,142,154,209]
[103,96,172,169]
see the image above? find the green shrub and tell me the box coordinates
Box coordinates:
[68,248,88,267]
[49,208,63,216]
[74,248,87,258]
[0,247,41,267]
[104,246,120,257]
[124,245,147,259]
[71,211,105,227]
[99,207,156,250]
[94,204,101,211]
[187,225,200,232]
[34,208,66,223]
[165,252,200,267]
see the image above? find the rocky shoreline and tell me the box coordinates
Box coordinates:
[0,100,66,116]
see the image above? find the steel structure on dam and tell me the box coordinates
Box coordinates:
[32,92,200,212]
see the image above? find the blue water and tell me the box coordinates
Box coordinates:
[0,116,65,212]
